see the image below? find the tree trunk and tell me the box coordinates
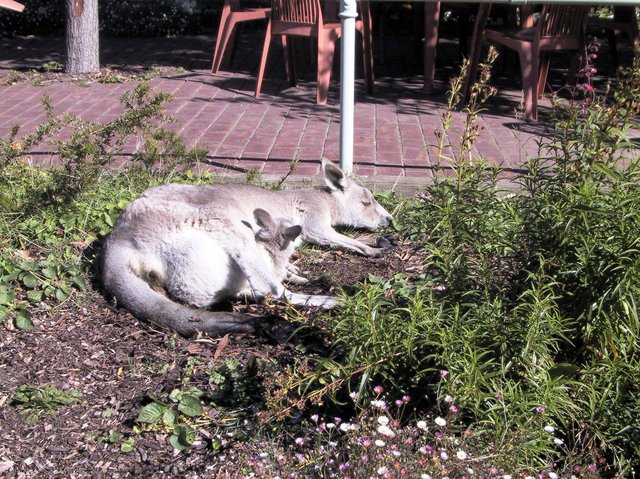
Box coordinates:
[65,0,99,74]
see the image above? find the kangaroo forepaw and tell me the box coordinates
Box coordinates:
[286,263,301,275]
[368,235,398,256]
[286,272,310,285]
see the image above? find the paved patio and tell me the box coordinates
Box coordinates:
[0,26,625,192]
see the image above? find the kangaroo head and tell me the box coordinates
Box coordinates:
[253,208,302,278]
[322,159,393,231]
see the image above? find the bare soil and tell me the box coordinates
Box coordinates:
[0,238,423,479]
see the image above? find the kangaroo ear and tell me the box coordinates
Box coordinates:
[284,225,302,242]
[253,208,274,230]
[322,158,348,192]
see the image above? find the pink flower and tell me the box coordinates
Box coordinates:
[374,385,384,395]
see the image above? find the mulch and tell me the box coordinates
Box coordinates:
[0,237,423,478]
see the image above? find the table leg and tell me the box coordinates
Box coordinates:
[423,1,440,94]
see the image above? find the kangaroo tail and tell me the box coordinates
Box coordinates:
[101,245,256,337]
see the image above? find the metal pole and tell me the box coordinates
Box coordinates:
[339,0,358,174]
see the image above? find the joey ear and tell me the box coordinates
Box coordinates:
[253,208,274,230]
[322,158,348,192]
[284,225,302,242]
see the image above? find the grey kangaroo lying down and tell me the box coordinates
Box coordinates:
[102,205,337,336]
[141,159,394,258]
[101,159,393,336]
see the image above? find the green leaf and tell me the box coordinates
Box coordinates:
[177,395,202,418]
[72,275,87,292]
[162,408,178,427]
[107,429,124,443]
[55,289,70,302]
[41,267,57,279]
[0,286,11,304]
[137,402,166,424]
[14,312,34,331]
[27,290,44,302]
[208,371,225,385]
[103,211,114,227]
[120,437,135,453]
[0,306,9,324]
[21,274,38,289]
[169,425,195,451]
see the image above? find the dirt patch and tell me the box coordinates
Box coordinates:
[0,238,423,478]
[2,65,181,87]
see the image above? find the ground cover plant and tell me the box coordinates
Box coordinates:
[1,52,639,478]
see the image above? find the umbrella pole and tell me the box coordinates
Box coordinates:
[339,0,357,174]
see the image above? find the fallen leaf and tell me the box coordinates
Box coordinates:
[214,334,230,360]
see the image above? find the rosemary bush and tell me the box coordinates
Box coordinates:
[277,51,640,475]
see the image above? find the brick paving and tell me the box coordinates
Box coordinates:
[0,29,622,191]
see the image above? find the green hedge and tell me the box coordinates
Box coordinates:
[0,0,221,37]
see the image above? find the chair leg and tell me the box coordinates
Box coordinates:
[360,1,374,94]
[462,3,491,99]
[212,4,233,74]
[537,52,550,99]
[423,1,440,94]
[317,30,338,104]
[519,48,538,121]
[282,36,297,87]
[255,20,273,98]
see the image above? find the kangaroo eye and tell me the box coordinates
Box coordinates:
[362,200,372,206]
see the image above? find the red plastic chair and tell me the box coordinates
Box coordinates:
[0,0,24,12]
[464,4,591,121]
[254,0,374,105]
[211,0,271,75]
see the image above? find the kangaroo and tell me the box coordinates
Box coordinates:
[140,159,394,259]
[101,204,339,337]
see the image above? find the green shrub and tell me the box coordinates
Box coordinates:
[277,52,640,475]
[0,0,222,38]
[0,0,65,37]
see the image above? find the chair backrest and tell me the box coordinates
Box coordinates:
[271,0,322,25]
[538,4,590,39]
